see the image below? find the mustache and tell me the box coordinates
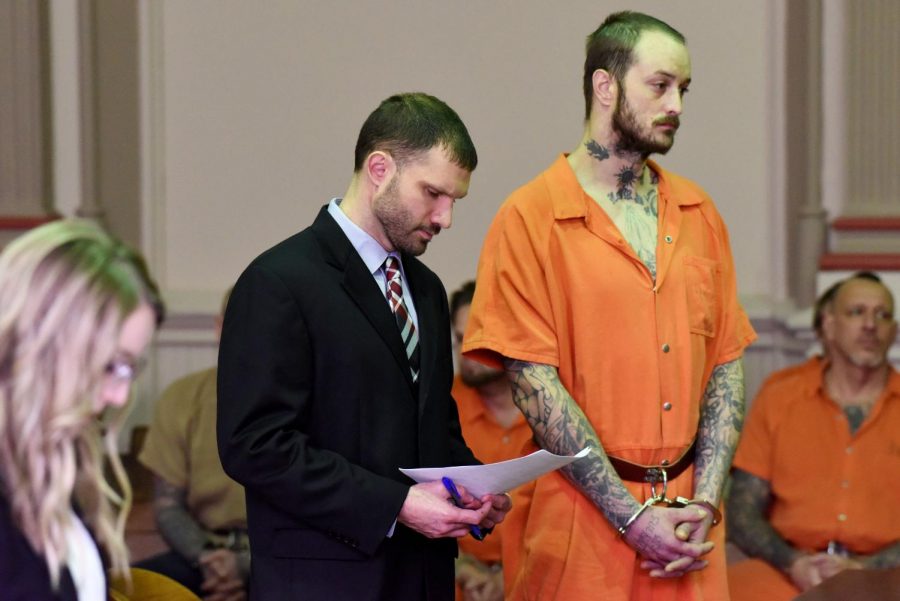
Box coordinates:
[654,116,680,128]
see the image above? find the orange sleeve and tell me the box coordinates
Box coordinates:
[463,201,559,368]
[708,205,757,365]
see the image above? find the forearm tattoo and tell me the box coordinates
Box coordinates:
[504,360,639,529]
[153,476,209,562]
[859,540,900,569]
[726,469,800,570]
[694,358,745,504]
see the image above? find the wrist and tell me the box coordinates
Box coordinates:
[685,498,722,526]
[617,497,657,537]
[782,550,807,573]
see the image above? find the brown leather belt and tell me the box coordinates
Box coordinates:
[607,440,696,483]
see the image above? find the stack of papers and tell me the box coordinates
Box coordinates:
[400,447,590,497]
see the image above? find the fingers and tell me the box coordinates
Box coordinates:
[452,483,481,508]
[788,554,827,592]
[662,555,695,573]
[678,507,711,526]
[201,574,220,593]
[199,548,228,567]
[628,526,712,563]
[626,506,716,572]
[483,492,512,511]
[641,556,709,579]
[215,578,245,594]
[202,576,246,598]
[467,499,494,525]
[675,520,697,541]
[478,493,512,529]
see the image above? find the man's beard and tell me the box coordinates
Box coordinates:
[372,175,437,256]
[612,84,678,157]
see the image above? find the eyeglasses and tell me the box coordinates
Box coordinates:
[104,356,148,384]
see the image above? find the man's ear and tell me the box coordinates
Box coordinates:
[365,151,396,190]
[592,69,617,110]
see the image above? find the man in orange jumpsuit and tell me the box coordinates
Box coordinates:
[463,10,755,601]
[449,281,533,601]
[727,273,900,600]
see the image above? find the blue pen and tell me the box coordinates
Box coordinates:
[441,477,485,541]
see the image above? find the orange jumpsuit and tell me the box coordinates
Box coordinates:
[452,375,533,600]
[463,155,755,600]
[729,361,900,601]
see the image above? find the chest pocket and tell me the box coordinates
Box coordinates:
[683,256,720,337]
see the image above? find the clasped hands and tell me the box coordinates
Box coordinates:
[622,502,717,579]
[398,480,512,539]
[198,548,247,601]
[787,552,863,592]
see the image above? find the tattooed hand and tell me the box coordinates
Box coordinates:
[638,511,716,577]
[624,505,714,576]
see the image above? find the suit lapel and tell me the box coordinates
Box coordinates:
[311,208,415,391]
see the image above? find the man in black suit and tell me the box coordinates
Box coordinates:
[217,92,511,601]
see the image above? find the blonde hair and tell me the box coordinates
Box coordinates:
[0,219,163,587]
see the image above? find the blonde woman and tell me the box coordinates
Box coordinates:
[0,219,164,600]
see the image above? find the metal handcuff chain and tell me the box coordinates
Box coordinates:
[618,466,671,537]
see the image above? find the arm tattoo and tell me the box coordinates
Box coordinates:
[153,476,209,562]
[693,358,745,505]
[859,540,900,569]
[726,469,800,570]
[504,359,640,529]
[585,139,610,162]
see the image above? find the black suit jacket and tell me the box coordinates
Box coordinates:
[0,495,85,601]
[217,207,478,601]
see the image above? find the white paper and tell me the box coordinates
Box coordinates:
[400,447,591,498]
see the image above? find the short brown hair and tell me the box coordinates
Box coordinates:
[582,11,685,120]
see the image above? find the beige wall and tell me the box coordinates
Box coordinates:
[142,0,779,312]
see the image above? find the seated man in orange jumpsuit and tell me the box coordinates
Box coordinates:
[138,289,249,600]
[742,274,845,394]
[463,10,756,601]
[727,273,900,600]
[449,281,533,601]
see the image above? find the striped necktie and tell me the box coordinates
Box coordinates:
[384,256,421,383]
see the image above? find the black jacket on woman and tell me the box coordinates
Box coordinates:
[0,493,92,600]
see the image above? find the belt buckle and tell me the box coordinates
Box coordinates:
[645,466,669,502]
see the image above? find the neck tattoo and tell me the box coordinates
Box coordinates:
[585,139,610,162]
[607,165,659,218]
[843,405,867,435]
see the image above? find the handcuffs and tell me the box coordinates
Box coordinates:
[617,465,721,537]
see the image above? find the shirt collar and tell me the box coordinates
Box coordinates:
[327,198,398,275]
[545,154,704,222]
[815,360,900,404]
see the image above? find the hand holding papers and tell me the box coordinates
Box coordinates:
[442,477,485,541]
[401,447,591,498]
